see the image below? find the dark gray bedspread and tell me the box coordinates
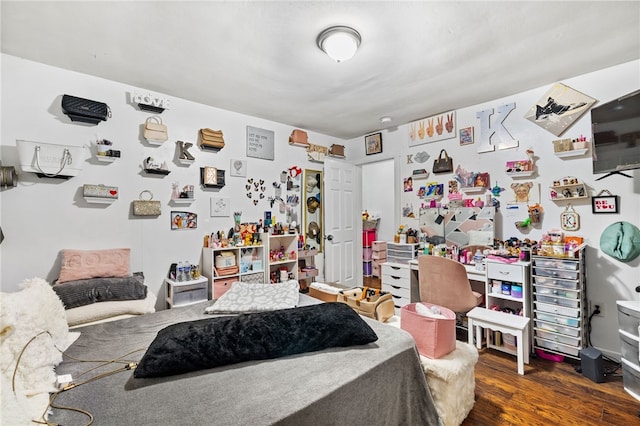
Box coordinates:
[50,295,440,425]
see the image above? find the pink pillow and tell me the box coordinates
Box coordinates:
[57,248,131,283]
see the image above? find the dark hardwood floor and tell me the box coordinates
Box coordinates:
[364,276,640,425]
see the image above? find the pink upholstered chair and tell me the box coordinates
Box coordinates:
[418,255,483,314]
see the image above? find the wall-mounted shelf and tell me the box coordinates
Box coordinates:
[96,156,117,163]
[84,197,117,204]
[461,186,487,194]
[549,178,588,201]
[177,158,195,166]
[555,148,588,158]
[505,160,535,177]
[138,103,165,114]
[171,198,195,205]
[147,140,165,146]
[144,168,170,176]
[200,144,223,152]
[506,170,535,178]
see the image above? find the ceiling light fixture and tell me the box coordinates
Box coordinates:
[316,26,361,63]
[380,116,392,124]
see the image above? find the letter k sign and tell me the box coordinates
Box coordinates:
[476,103,518,153]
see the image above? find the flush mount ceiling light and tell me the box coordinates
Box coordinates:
[316,26,361,63]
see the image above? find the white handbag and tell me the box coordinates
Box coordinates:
[16,139,85,178]
[143,116,168,142]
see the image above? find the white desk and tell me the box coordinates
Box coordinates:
[409,258,487,282]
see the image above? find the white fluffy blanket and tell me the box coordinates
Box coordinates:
[0,277,77,425]
[419,341,479,426]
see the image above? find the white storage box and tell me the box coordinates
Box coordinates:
[533,267,579,280]
[533,276,578,289]
[535,311,580,327]
[535,329,581,346]
[534,320,580,337]
[535,337,580,357]
[215,251,236,268]
[618,301,640,336]
[620,329,640,364]
[534,301,580,318]
[533,284,579,299]
[622,358,640,399]
[535,294,580,309]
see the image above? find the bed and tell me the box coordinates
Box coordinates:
[49,294,441,425]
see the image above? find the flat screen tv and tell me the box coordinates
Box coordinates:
[591,89,640,179]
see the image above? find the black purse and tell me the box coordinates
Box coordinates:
[62,94,111,124]
[432,149,453,174]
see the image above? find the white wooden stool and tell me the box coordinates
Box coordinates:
[466,307,531,375]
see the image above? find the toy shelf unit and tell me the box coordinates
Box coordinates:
[549,177,588,201]
[531,247,587,360]
[263,233,299,284]
[552,138,589,158]
[363,228,377,277]
[505,159,535,177]
[298,247,318,289]
[202,245,266,299]
[484,259,531,357]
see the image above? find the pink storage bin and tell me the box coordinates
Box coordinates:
[401,302,456,359]
[363,247,373,261]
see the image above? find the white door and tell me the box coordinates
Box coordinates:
[324,159,361,287]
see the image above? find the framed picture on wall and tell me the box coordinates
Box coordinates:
[459,127,474,145]
[365,132,383,155]
[592,195,618,214]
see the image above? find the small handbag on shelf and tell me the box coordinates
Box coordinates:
[83,184,119,199]
[199,128,225,150]
[336,287,395,322]
[432,149,453,174]
[143,116,168,142]
[132,190,161,216]
[61,94,111,125]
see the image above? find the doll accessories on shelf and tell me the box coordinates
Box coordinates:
[432,149,453,174]
[132,190,161,216]
[61,94,111,125]
[144,116,168,142]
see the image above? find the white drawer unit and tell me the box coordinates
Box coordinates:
[165,276,209,309]
[381,262,417,314]
[386,242,419,264]
[531,248,587,360]
[617,301,640,402]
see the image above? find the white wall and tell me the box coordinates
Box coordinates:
[0,54,346,307]
[348,60,640,358]
[362,159,395,242]
[2,53,638,357]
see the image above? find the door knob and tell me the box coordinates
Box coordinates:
[326,234,334,241]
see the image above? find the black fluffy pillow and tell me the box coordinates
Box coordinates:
[134,302,378,378]
[52,272,147,309]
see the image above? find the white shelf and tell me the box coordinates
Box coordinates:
[84,196,117,204]
[461,186,487,194]
[171,198,195,204]
[96,155,117,162]
[554,148,588,158]
[177,158,195,165]
[506,170,535,178]
[147,140,165,146]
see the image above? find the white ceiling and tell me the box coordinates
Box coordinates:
[2,1,639,140]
